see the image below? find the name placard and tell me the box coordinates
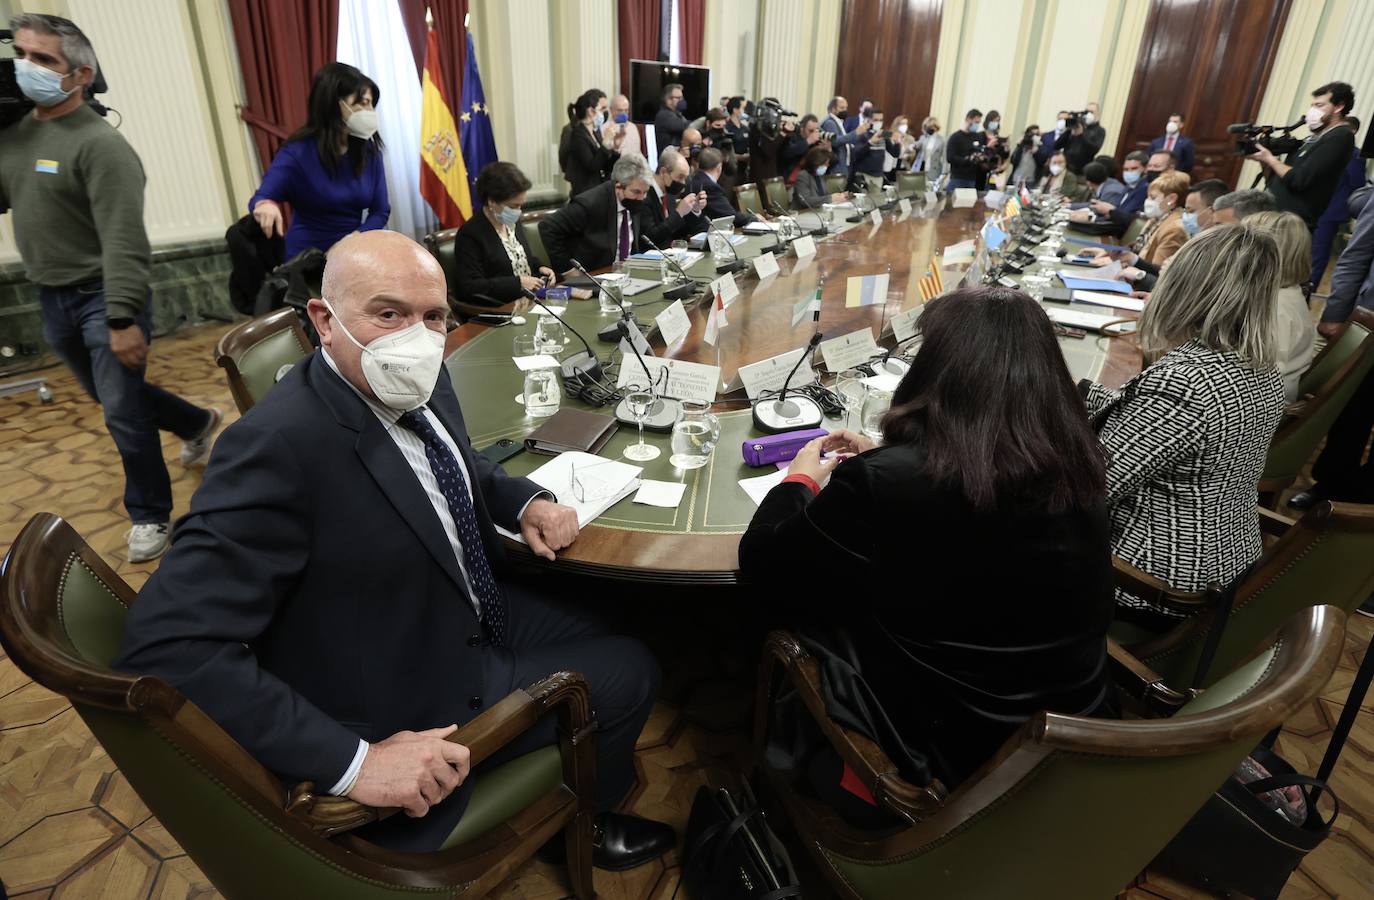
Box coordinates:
[737,347,816,400]
[654,300,691,347]
[615,356,721,404]
[891,304,924,342]
[752,251,781,280]
[819,329,881,372]
[792,235,816,258]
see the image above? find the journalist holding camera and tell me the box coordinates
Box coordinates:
[1246,81,1356,229]
[0,15,218,564]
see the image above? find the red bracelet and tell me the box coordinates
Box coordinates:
[782,473,821,496]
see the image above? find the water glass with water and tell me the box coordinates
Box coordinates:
[523,366,561,417]
[535,315,566,354]
[669,400,721,469]
[598,274,626,315]
[860,389,892,441]
[835,368,868,429]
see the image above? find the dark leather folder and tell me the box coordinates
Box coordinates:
[523,408,618,455]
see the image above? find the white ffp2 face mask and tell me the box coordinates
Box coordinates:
[1306,106,1327,132]
[322,299,445,410]
[345,107,380,140]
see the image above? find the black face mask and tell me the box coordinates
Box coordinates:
[665,178,686,197]
[709,126,726,138]
[1146,169,1161,183]
[621,196,646,212]
[836,109,848,119]
[924,126,936,135]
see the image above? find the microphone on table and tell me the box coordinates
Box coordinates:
[613,310,681,432]
[752,331,825,433]
[704,217,749,276]
[519,288,604,385]
[569,256,644,344]
[638,234,704,303]
[794,188,855,244]
[772,194,828,238]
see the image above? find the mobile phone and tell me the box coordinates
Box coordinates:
[478,438,523,465]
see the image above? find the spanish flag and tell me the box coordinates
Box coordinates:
[420,26,471,227]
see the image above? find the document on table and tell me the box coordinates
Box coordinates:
[1071,290,1145,313]
[739,469,789,507]
[512,354,562,371]
[1057,263,1120,281]
[633,480,687,508]
[1043,305,1121,331]
[1059,275,1133,294]
[497,452,641,537]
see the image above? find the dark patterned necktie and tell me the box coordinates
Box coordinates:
[396,409,505,646]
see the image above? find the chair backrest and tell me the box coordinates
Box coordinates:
[424,226,462,298]
[735,182,764,217]
[896,171,925,198]
[1132,501,1374,688]
[0,514,511,898]
[520,210,554,270]
[1121,215,1147,247]
[1299,306,1374,397]
[1263,307,1374,491]
[215,308,312,414]
[774,606,1345,900]
[860,174,885,198]
[763,176,790,214]
[824,173,848,194]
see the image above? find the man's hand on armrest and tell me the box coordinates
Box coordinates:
[347,725,472,818]
[520,498,580,561]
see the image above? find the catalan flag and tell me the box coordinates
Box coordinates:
[420,22,472,228]
[1004,198,1020,219]
[918,257,944,301]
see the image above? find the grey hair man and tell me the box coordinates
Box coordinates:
[1212,188,1278,224]
[539,152,655,273]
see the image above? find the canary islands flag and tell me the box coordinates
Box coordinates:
[420,26,471,228]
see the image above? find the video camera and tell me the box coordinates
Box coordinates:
[1064,109,1092,129]
[753,96,796,138]
[1227,119,1303,155]
[1,31,36,130]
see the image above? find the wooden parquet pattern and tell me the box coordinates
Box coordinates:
[1,322,1372,899]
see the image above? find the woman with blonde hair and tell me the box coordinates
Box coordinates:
[1246,210,1317,401]
[1080,223,1286,630]
[1135,170,1191,266]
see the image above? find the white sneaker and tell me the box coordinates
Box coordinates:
[126,523,169,563]
[180,408,222,465]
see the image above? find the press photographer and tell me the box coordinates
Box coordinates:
[1064,102,1105,173]
[945,108,990,191]
[1247,81,1356,229]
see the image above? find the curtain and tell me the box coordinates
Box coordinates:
[680,0,705,66]
[227,0,339,171]
[337,0,429,240]
[397,0,469,102]
[617,0,661,95]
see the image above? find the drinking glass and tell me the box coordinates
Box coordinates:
[522,366,560,417]
[540,286,570,318]
[860,389,892,441]
[534,316,566,354]
[622,387,661,461]
[512,334,538,358]
[820,204,836,231]
[834,368,868,430]
[598,274,626,315]
[707,230,732,266]
[668,400,721,469]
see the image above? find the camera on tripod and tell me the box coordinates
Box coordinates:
[1,31,37,130]
[1227,120,1301,156]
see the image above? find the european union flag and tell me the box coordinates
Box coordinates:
[458,31,497,189]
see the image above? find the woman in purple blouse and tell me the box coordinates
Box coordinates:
[249,63,390,257]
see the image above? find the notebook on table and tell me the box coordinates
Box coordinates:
[523,408,618,455]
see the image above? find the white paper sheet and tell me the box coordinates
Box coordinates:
[1071,290,1145,313]
[739,469,789,507]
[633,480,687,508]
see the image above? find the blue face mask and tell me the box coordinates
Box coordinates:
[494,205,521,227]
[677,99,688,113]
[1181,210,1202,237]
[614,112,629,124]
[815,166,828,176]
[592,111,606,129]
[969,122,983,133]
[15,58,76,108]
[1123,169,1142,186]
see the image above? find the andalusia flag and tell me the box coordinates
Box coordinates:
[420,26,471,227]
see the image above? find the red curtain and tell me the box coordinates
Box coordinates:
[617,0,661,96]
[398,0,469,102]
[227,0,339,170]
[680,0,705,66]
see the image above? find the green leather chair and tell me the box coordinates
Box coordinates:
[860,174,885,199]
[519,211,553,273]
[1121,215,1148,248]
[0,514,597,899]
[735,182,766,218]
[1260,307,1374,506]
[824,173,848,195]
[753,606,1346,900]
[424,228,516,324]
[763,176,790,214]
[895,171,925,198]
[215,307,313,414]
[1111,500,1374,690]
[1300,308,1370,397]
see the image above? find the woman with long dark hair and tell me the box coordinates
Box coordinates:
[558,88,620,199]
[740,286,1115,812]
[248,62,389,257]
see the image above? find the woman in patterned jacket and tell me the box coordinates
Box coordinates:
[1081,223,1286,631]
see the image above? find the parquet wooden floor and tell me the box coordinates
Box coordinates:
[1,322,1372,899]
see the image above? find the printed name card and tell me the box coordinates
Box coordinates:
[869,209,883,227]
[654,300,692,347]
[819,329,881,372]
[617,321,654,360]
[711,272,741,305]
[792,235,817,258]
[891,304,924,342]
[752,251,781,280]
[615,357,721,404]
[737,348,817,400]
[898,198,912,218]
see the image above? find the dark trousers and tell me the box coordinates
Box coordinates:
[1311,364,1374,500]
[38,283,210,524]
[1311,217,1342,286]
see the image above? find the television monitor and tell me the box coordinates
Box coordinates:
[629,59,711,125]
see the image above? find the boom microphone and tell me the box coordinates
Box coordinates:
[519,288,604,385]
[752,332,825,433]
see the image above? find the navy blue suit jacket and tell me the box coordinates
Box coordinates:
[115,352,543,849]
[1149,134,1195,173]
[689,171,755,228]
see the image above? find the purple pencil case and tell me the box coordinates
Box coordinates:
[741,428,829,467]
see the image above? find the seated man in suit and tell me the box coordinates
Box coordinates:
[1149,113,1195,173]
[689,147,757,229]
[540,152,654,275]
[643,147,707,246]
[114,230,674,867]
[1067,161,1127,217]
[1084,150,1163,235]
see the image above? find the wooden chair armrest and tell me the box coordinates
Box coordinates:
[1107,638,1195,716]
[1258,506,1296,537]
[285,671,592,838]
[1112,556,1215,615]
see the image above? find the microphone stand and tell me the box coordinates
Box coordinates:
[570,256,644,343]
[614,310,681,429]
[752,331,825,433]
[795,188,856,244]
[519,288,604,385]
[639,234,705,302]
[704,217,749,275]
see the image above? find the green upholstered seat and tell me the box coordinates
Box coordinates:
[521,219,548,272]
[215,308,312,413]
[860,174,885,198]
[234,328,309,407]
[441,746,563,849]
[824,173,848,194]
[1299,312,1367,397]
[763,176,790,214]
[895,171,924,198]
[1121,215,1148,247]
[735,183,765,217]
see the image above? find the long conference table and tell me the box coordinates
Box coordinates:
[443,195,1143,584]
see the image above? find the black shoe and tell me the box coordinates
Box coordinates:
[1287,488,1326,511]
[1358,594,1374,618]
[539,812,675,871]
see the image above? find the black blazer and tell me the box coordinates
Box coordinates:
[114,352,543,850]
[452,211,548,305]
[689,171,755,228]
[559,122,618,199]
[641,187,700,247]
[539,180,643,274]
[739,442,1115,788]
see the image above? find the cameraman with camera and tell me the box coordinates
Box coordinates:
[748,98,807,181]
[1064,102,1105,174]
[1247,82,1356,229]
[0,15,218,564]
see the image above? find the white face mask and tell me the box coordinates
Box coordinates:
[1049,163,1064,176]
[1165,120,1179,134]
[897,123,908,135]
[345,107,380,140]
[1143,197,1165,219]
[322,299,445,410]
[1084,112,1096,125]
[1306,105,1327,132]
[1056,118,1067,131]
